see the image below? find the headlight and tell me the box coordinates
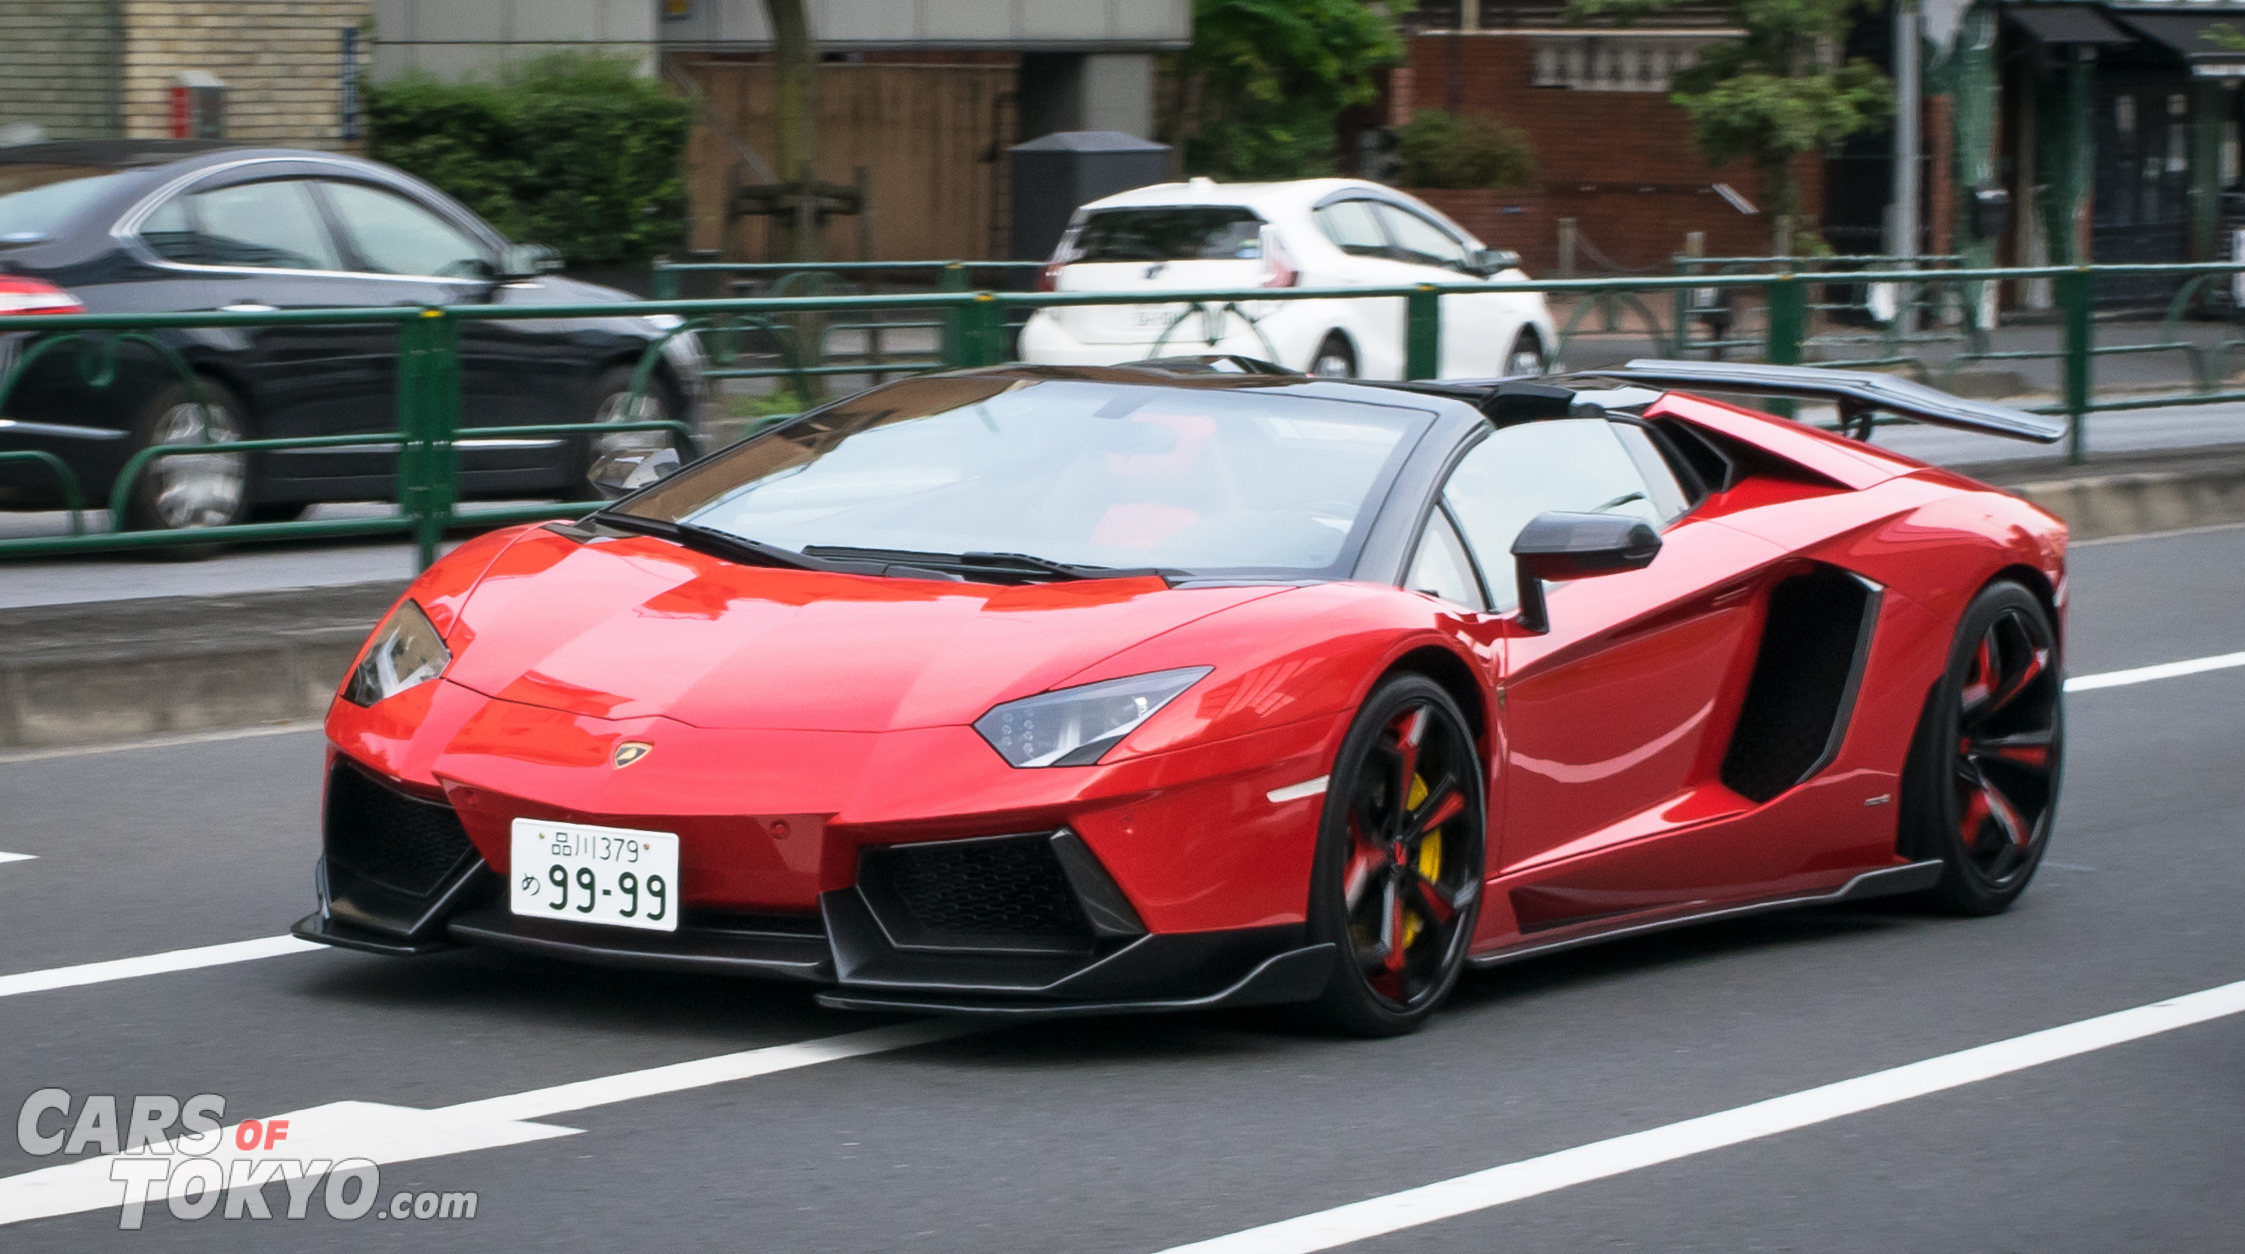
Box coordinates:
[973,667,1211,768]
[343,600,451,707]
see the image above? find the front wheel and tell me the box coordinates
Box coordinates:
[1308,333,1357,379]
[1304,674,1486,1036]
[570,365,678,500]
[1899,580,2064,915]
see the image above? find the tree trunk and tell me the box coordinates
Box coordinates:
[764,0,816,263]
[1763,158,1800,257]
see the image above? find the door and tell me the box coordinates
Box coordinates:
[315,179,568,489]
[143,177,392,494]
[1306,198,1414,377]
[1367,202,1517,378]
[1440,418,1783,925]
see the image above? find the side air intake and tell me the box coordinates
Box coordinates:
[1720,566,1881,804]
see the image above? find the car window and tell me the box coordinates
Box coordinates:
[0,166,137,238]
[1405,507,1486,609]
[1069,207,1263,262]
[1312,200,1390,258]
[137,197,201,263]
[321,181,489,278]
[619,377,1432,579]
[186,180,342,271]
[1443,419,1686,611]
[1375,204,1471,272]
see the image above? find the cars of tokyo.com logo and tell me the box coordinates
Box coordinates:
[16,1089,478,1229]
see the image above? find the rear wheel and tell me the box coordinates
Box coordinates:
[1305,674,1486,1036]
[1503,329,1545,377]
[1899,581,2064,915]
[121,377,250,541]
[1308,333,1356,379]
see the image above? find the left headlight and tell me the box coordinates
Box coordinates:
[342,600,451,707]
[973,667,1212,768]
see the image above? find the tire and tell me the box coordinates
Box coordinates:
[1898,580,2064,915]
[1503,329,1545,377]
[1308,333,1357,379]
[569,365,677,501]
[120,377,251,546]
[1304,673,1487,1036]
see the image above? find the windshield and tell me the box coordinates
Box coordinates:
[616,376,1429,579]
[1070,207,1265,263]
[0,166,133,238]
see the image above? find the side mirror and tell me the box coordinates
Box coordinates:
[587,446,680,499]
[497,243,564,280]
[1473,247,1522,276]
[1509,510,1661,633]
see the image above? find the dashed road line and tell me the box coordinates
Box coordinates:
[0,936,321,1000]
[0,722,322,767]
[1152,978,2245,1254]
[2065,650,2245,692]
[0,1019,979,1228]
[0,852,35,865]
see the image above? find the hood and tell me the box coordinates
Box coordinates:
[441,527,1289,732]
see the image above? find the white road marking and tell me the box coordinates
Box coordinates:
[1266,776,1329,805]
[0,852,35,865]
[0,936,321,1000]
[2064,650,2245,692]
[1153,978,2245,1254]
[0,1020,978,1228]
[0,721,321,766]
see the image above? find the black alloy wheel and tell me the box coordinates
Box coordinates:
[1503,329,1545,377]
[1901,580,2064,915]
[1306,674,1486,1035]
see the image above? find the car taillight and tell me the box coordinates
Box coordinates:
[1261,230,1299,288]
[1037,259,1063,292]
[0,276,84,315]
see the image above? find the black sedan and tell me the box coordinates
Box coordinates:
[0,140,706,533]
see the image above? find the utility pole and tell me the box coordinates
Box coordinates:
[766,0,815,263]
[1891,0,1920,335]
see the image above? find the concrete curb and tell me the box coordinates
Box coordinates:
[0,581,405,750]
[1,451,2240,753]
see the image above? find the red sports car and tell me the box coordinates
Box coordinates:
[295,358,2068,1035]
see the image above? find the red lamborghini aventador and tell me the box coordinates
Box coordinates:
[295,358,2069,1035]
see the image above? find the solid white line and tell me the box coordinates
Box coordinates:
[0,852,34,865]
[0,936,322,1000]
[0,1019,981,1228]
[0,721,322,766]
[2064,651,2245,692]
[1154,978,2245,1254]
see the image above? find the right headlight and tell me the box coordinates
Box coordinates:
[973,667,1212,768]
[342,600,451,707]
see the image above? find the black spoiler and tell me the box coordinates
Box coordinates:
[1593,359,2066,444]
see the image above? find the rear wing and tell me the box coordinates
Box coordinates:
[1593,360,2066,444]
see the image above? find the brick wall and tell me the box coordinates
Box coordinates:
[118,0,370,150]
[1404,33,1822,273]
[1411,188,1555,272]
[0,1,121,142]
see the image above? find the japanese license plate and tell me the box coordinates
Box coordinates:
[509,819,679,932]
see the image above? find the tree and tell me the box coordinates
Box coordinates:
[1167,0,1407,181]
[764,0,817,262]
[1569,0,1892,254]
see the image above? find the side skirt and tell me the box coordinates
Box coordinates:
[1466,860,1943,970]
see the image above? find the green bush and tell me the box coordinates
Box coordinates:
[368,55,692,266]
[1394,109,1537,189]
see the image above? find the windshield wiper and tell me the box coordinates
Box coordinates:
[803,546,1179,584]
[594,512,831,572]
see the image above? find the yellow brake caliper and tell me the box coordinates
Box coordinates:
[1401,774,1439,950]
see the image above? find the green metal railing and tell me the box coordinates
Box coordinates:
[5,260,2244,569]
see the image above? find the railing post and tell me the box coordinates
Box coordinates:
[1763,274,1805,365]
[651,258,679,301]
[1406,285,1442,380]
[957,292,1006,368]
[397,309,461,572]
[2060,265,2092,465]
[939,263,970,367]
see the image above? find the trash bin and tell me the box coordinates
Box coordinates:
[1008,131,1171,261]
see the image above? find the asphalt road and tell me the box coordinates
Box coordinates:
[1,523,2241,1250]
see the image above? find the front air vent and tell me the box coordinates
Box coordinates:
[325,760,477,897]
[856,832,1095,955]
[1719,566,1881,803]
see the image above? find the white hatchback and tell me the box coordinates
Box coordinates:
[1018,178,1557,380]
